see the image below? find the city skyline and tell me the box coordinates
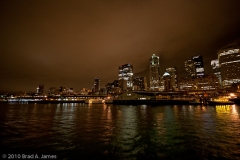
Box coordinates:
[2,48,239,94]
[1,0,240,93]
[1,43,240,94]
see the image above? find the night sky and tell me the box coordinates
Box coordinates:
[1,0,240,93]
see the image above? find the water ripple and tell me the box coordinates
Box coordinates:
[0,103,240,159]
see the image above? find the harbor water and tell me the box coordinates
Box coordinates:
[0,103,240,159]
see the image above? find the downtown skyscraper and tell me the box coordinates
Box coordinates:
[211,59,221,86]
[185,55,205,78]
[149,54,160,90]
[165,67,178,90]
[217,44,240,87]
[118,64,133,90]
[37,84,44,95]
[93,77,100,93]
[192,55,205,76]
[184,59,196,78]
[133,77,147,91]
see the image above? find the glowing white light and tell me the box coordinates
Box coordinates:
[219,49,239,56]
[221,60,240,65]
[230,93,235,97]
[192,55,200,59]
[211,59,219,69]
[196,68,204,72]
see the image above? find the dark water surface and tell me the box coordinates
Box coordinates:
[0,103,240,159]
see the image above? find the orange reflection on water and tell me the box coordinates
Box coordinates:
[231,105,239,121]
[102,104,113,124]
[216,105,232,113]
[156,112,165,136]
[216,105,239,121]
[232,105,237,114]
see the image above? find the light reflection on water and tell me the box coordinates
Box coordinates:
[0,103,240,159]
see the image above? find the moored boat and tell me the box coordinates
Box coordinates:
[208,101,234,105]
[85,99,105,104]
[208,96,234,105]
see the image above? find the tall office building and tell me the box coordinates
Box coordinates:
[149,54,160,90]
[166,67,178,90]
[217,44,240,87]
[132,77,147,91]
[37,84,44,95]
[105,80,121,94]
[60,86,67,94]
[211,59,221,86]
[105,82,113,94]
[118,64,133,89]
[184,59,196,78]
[48,87,59,95]
[192,55,205,76]
[113,80,119,88]
[93,77,100,93]
[162,72,171,91]
[80,88,88,95]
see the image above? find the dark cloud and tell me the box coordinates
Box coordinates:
[1,0,240,93]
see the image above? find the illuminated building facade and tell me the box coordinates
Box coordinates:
[192,55,205,76]
[218,45,240,87]
[48,87,60,95]
[80,88,88,95]
[106,80,122,94]
[132,77,147,91]
[178,74,219,91]
[211,59,222,86]
[119,79,127,91]
[60,86,67,94]
[166,67,178,90]
[37,84,44,95]
[149,54,160,90]
[184,59,196,78]
[105,82,113,94]
[113,80,119,88]
[118,64,133,90]
[162,72,171,91]
[100,87,107,95]
[178,77,195,90]
[195,74,219,90]
[66,88,74,95]
[59,86,74,95]
[159,77,165,91]
[93,77,100,93]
